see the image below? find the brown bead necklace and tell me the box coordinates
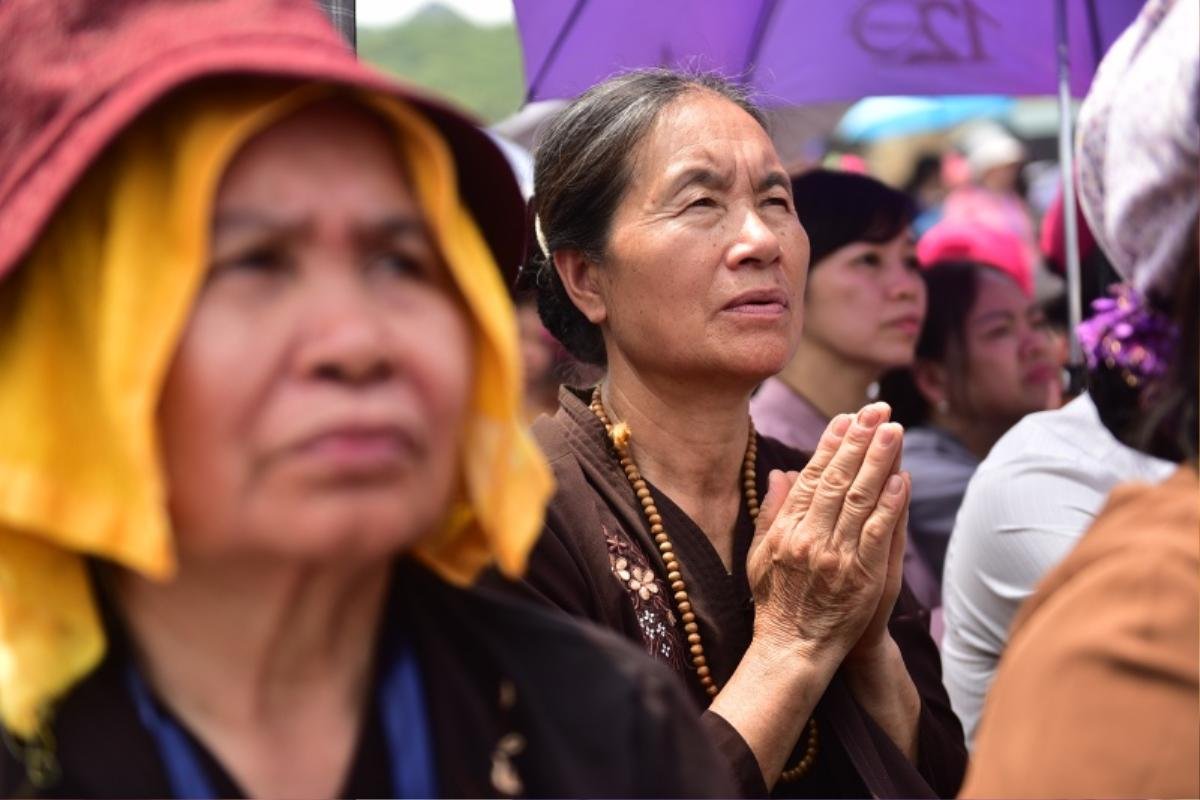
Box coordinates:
[588,386,818,782]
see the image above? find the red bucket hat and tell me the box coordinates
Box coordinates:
[0,0,525,285]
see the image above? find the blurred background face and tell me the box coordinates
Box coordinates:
[157,101,474,564]
[596,91,810,387]
[979,161,1021,193]
[800,229,927,372]
[957,269,1057,421]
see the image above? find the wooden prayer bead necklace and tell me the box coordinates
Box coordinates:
[588,386,818,782]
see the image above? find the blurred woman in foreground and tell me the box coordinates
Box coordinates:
[0,2,733,796]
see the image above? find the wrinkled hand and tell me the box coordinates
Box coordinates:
[746,402,910,669]
[846,460,908,666]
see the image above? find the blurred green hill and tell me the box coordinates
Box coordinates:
[357,3,524,123]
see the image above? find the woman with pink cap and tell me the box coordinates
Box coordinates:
[879,221,1059,595]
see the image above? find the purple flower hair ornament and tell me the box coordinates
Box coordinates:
[1076,283,1179,388]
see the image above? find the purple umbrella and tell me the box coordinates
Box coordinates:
[514,0,1147,372]
[517,0,1142,105]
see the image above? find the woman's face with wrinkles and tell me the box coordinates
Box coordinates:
[585,91,811,388]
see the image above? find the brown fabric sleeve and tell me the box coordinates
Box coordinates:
[888,583,969,797]
[699,710,769,798]
[485,413,654,646]
[619,669,742,799]
[491,461,644,643]
[505,493,609,620]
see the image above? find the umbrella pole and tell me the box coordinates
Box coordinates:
[1055,0,1084,375]
[317,0,356,50]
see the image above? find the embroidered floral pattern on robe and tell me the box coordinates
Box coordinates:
[603,524,687,672]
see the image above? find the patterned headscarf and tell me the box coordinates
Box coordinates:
[0,83,552,739]
[1076,0,1199,298]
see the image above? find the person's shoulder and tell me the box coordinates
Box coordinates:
[903,425,973,462]
[904,427,977,504]
[961,399,1111,506]
[751,379,828,452]
[749,377,799,423]
[0,626,171,798]
[982,395,1172,484]
[467,577,662,678]
[401,563,737,797]
[965,483,1200,800]
[416,563,673,691]
[949,432,1091,564]
[529,404,576,463]
[428,570,739,793]
[528,399,602,516]
[1073,466,1198,563]
[1008,467,1198,633]
[981,397,1089,464]
[902,428,970,477]
[529,386,609,480]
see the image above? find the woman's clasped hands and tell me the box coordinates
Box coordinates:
[748,401,911,674]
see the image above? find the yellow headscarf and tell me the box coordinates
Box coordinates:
[0,82,552,739]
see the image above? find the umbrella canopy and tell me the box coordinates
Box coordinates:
[515,0,1149,378]
[516,0,1144,105]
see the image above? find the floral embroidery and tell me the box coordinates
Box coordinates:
[604,524,687,673]
[614,558,660,600]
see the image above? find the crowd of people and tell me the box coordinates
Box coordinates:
[0,0,1195,798]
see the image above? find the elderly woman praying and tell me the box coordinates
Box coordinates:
[503,68,967,798]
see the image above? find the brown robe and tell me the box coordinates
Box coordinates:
[497,386,967,798]
[962,466,1199,799]
[0,559,737,798]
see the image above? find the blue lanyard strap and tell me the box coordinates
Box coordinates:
[125,666,218,799]
[381,634,438,798]
[126,635,437,799]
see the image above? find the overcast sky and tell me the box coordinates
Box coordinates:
[355,0,514,28]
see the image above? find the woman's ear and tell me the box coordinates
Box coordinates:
[553,249,607,325]
[912,360,948,409]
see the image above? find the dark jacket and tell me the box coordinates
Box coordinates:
[0,561,737,798]
[494,386,968,798]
